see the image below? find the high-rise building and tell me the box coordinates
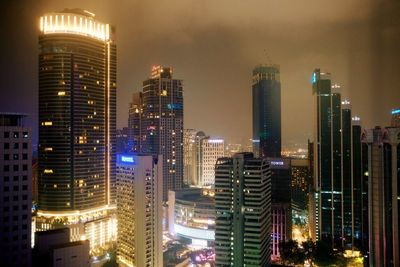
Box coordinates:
[128,92,142,152]
[362,126,400,267]
[391,108,400,127]
[196,136,225,187]
[267,158,292,261]
[252,64,281,158]
[37,9,117,252]
[0,113,32,267]
[138,65,183,201]
[183,130,225,187]
[116,154,163,267]
[215,153,271,267]
[116,127,129,153]
[311,69,363,249]
[183,129,197,185]
[291,158,310,211]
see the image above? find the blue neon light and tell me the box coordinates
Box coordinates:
[312,72,317,84]
[118,154,136,165]
[392,109,400,115]
[167,103,183,110]
[121,156,134,163]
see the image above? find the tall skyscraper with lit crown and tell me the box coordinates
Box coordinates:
[37,9,117,252]
[138,66,184,201]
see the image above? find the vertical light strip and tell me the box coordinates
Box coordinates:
[107,41,111,205]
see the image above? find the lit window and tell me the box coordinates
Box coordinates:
[58,91,66,96]
[42,121,52,126]
[44,169,53,174]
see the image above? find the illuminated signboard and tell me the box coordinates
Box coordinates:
[270,161,284,166]
[118,154,135,165]
[312,72,317,84]
[174,224,215,241]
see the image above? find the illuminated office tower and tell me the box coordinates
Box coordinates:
[392,108,400,127]
[252,64,281,158]
[312,69,342,246]
[183,129,197,185]
[140,66,183,201]
[196,136,225,187]
[312,70,364,250]
[37,9,117,252]
[215,153,271,267]
[362,126,400,267]
[128,92,142,152]
[0,113,32,267]
[116,154,163,267]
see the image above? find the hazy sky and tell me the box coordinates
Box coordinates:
[1,0,399,147]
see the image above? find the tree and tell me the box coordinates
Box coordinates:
[279,239,305,266]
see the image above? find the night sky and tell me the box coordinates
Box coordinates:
[1,0,399,147]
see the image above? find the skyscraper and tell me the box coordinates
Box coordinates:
[139,65,184,201]
[215,153,271,267]
[362,126,400,267]
[312,70,342,246]
[0,113,32,267]
[116,154,163,267]
[37,9,117,251]
[252,64,281,158]
[391,108,400,127]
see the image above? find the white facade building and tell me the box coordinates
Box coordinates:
[116,154,163,267]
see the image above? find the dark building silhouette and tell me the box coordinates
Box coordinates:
[252,64,281,158]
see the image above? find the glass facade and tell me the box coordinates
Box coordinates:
[252,65,281,158]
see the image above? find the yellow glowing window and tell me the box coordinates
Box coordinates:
[58,91,66,96]
[42,121,53,126]
[53,184,57,188]
[88,100,94,105]
[44,147,53,151]
[44,169,53,174]
[161,90,167,96]
[93,126,99,130]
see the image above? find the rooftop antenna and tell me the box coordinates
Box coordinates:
[263,49,272,66]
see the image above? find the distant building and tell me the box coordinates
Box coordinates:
[128,92,142,152]
[196,136,225,187]
[362,126,400,267]
[252,64,281,158]
[34,228,90,267]
[290,158,310,210]
[391,108,400,127]
[215,153,271,267]
[131,66,184,201]
[37,9,117,252]
[116,127,129,153]
[168,188,215,248]
[183,130,225,187]
[0,113,32,267]
[116,154,163,267]
[183,129,197,185]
